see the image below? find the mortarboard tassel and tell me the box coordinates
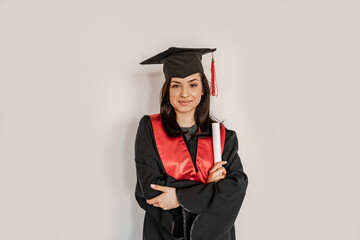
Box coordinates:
[210,50,218,96]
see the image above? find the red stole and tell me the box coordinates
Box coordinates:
[150,114,225,183]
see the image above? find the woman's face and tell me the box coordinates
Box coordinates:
[169,72,203,115]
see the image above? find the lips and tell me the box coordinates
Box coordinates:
[178,100,192,106]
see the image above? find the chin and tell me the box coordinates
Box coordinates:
[174,106,195,114]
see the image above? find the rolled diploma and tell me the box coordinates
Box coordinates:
[212,122,222,164]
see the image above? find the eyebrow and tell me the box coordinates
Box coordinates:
[171,79,200,84]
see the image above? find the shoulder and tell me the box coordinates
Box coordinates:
[137,113,163,137]
[136,115,152,136]
[135,115,156,145]
[223,126,238,145]
[138,114,150,126]
[138,113,160,126]
[221,123,236,136]
[138,113,161,125]
[219,126,240,156]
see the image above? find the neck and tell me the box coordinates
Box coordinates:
[176,110,196,128]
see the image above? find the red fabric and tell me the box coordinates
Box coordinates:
[150,114,225,183]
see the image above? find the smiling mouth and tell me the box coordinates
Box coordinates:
[178,100,192,105]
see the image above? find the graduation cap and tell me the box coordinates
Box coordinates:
[140,47,218,96]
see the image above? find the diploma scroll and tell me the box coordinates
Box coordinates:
[212,122,222,164]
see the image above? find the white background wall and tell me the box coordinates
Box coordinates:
[1,0,359,239]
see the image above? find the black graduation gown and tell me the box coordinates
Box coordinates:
[134,115,248,240]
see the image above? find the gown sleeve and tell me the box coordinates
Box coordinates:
[134,115,177,236]
[135,115,168,199]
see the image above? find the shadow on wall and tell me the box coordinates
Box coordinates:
[108,115,144,239]
[126,118,144,240]
[109,70,165,239]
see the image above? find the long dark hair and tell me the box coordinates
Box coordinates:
[159,72,219,138]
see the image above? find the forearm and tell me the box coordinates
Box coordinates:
[176,171,248,214]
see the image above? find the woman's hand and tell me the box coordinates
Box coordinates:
[207,161,227,183]
[146,184,180,210]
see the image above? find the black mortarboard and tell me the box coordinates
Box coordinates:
[140,47,218,96]
[140,47,216,79]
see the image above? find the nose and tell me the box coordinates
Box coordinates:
[180,85,189,97]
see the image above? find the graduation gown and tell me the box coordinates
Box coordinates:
[135,115,248,240]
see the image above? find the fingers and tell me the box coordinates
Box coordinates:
[214,166,227,176]
[214,174,226,181]
[147,185,170,207]
[146,196,159,205]
[209,161,227,173]
[146,185,166,206]
[207,166,227,183]
[212,167,227,181]
[207,171,226,183]
[150,184,167,192]
[146,195,170,210]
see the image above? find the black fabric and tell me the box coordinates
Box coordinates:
[139,47,216,80]
[181,124,197,141]
[135,115,248,240]
[181,124,198,172]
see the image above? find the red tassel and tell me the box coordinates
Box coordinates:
[210,50,218,96]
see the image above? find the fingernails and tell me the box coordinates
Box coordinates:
[150,184,155,188]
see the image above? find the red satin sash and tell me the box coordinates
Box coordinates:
[150,114,225,183]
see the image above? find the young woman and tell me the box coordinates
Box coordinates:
[135,47,248,240]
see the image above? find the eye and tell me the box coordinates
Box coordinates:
[190,83,197,88]
[171,84,180,88]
